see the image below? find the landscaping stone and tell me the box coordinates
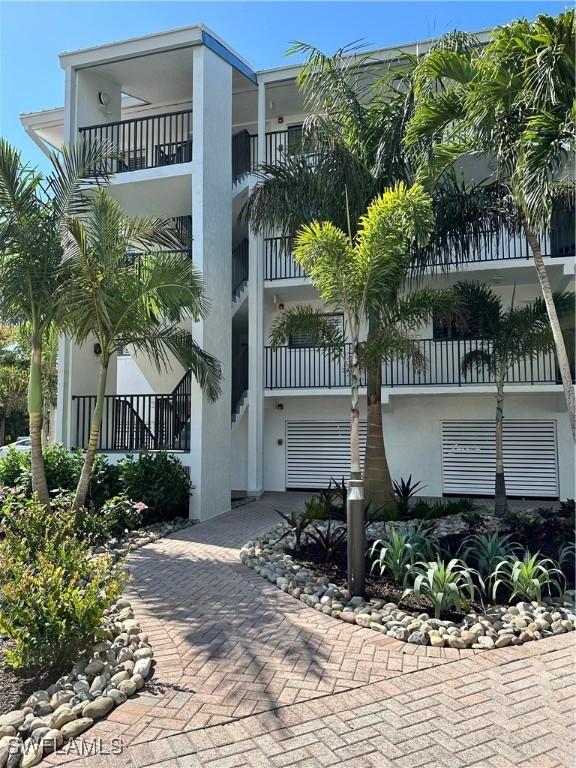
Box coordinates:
[240,520,575,653]
[0,713,25,731]
[133,658,151,678]
[82,697,114,720]
[49,708,75,731]
[60,718,93,741]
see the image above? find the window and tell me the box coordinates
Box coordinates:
[289,313,344,348]
[433,315,480,341]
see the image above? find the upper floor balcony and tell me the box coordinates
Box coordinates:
[264,226,575,282]
[78,113,312,183]
[264,338,563,391]
[79,110,193,173]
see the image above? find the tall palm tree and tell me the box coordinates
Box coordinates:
[453,282,573,515]
[246,43,513,508]
[405,12,576,436]
[270,183,435,592]
[63,189,222,508]
[0,138,113,506]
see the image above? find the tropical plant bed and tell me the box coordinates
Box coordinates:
[0,515,193,765]
[0,599,152,766]
[240,509,575,651]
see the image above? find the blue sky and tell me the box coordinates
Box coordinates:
[0,0,568,171]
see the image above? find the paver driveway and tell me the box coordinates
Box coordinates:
[48,493,575,768]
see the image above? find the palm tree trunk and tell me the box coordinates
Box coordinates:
[73,354,109,509]
[524,223,575,439]
[350,339,361,480]
[28,333,50,508]
[364,360,395,510]
[494,379,507,516]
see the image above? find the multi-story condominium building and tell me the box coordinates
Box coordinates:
[21,25,575,520]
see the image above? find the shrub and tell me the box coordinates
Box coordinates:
[99,496,145,538]
[459,532,520,584]
[409,498,476,521]
[0,495,126,668]
[118,451,190,523]
[403,558,479,618]
[0,444,121,509]
[370,524,438,584]
[491,551,565,603]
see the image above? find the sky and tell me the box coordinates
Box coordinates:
[0,0,569,171]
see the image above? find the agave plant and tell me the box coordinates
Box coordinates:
[491,551,565,603]
[370,523,438,584]
[459,532,520,584]
[403,558,479,619]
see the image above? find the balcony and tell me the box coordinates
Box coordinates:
[264,339,560,390]
[73,373,191,452]
[79,110,193,173]
[264,227,574,281]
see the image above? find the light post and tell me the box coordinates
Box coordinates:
[347,478,365,596]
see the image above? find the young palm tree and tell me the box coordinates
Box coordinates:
[270,183,435,591]
[0,138,113,506]
[246,43,513,508]
[63,189,221,508]
[405,12,576,436]
[454,282,573,515]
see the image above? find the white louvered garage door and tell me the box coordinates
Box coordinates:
[286,421,366,489]
[441,420,559,498]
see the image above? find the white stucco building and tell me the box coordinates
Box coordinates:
[21,25,575,519]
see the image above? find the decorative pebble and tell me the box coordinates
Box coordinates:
[241,520,574,652]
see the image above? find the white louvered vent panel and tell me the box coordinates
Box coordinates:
[441,420,558,498]
[286,421,366,489]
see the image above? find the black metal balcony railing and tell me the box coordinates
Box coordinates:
[72,392,190,452]
[264,228,574,280]
[264,339,560,390]
[232,238,249,298]
[79,110,193,173]
[264,236,306,280]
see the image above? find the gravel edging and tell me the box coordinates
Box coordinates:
[240,522,575,652]
[0,517,193,767]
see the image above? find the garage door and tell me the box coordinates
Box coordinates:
[441,420,559,498]
[286,421,366,489]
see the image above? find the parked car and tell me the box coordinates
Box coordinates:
[0,436,31,459]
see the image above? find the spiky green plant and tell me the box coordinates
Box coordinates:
[403,558,479,618]
[491,551,565,603]
[370,523,438,584]
[459,531,519,585]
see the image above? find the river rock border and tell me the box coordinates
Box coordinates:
[240,522,575,652]
[0,518,193,768]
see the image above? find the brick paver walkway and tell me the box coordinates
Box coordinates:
[48,493,575,768]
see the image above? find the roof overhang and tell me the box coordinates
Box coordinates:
[59,23,257,84]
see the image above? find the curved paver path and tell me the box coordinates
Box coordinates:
[47,493,575,768]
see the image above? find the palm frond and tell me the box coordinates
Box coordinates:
[269,305,346,352]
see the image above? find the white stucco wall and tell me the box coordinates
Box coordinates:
[263,390,574,499]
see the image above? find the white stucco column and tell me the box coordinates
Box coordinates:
[246,81,266,496]
[188,45,233,520]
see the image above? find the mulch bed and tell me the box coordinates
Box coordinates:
[0,637,64,715]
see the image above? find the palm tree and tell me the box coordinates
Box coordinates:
[270,183,435,593]
[246,43,513,508]
[62,189,222,508]
[405,12,576,436]
[453,281,573,515]
[0,138,113,506]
